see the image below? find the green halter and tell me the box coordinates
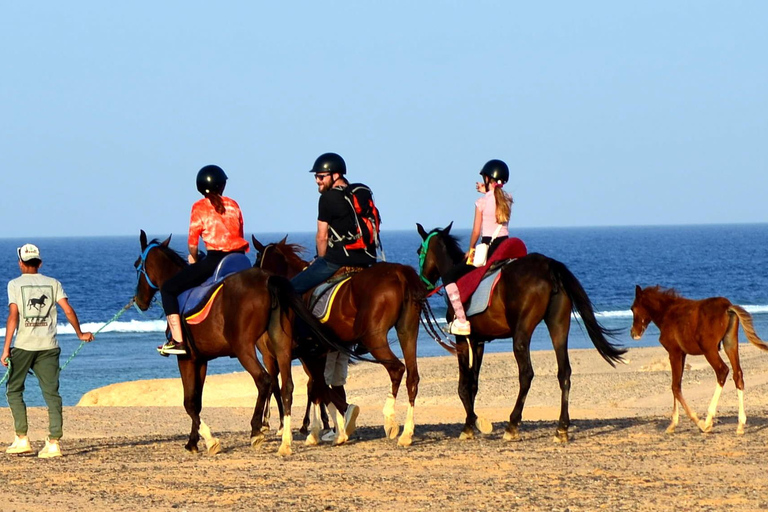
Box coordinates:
[418,232,439,291]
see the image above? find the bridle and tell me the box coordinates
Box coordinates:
[136,242,161,290]
[418,232,443,295]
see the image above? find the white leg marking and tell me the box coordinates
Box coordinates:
[305,403,320,446]
[278,415,293,456]
[702,384,723,432]
[666,399,679,434]
[199,421,221,455]
[737,389,746,435]
[382,393,399,439]
[333,405,348,445]
[398,404,415,447]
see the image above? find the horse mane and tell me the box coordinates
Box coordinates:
[275,240,309,267]
[646,285,682,299]
[150,239,187,267]
[434,228,465,264]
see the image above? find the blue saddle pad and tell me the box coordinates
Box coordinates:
[177,253,252,315]
[446,267,503,318]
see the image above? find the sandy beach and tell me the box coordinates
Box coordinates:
[2,343,768,511]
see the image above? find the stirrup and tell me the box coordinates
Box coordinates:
[157,340,187,356]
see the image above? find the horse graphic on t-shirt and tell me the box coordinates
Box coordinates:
[27,294,48,311]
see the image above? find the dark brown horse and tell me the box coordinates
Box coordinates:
[134,230,349,456]
[252,235,426,446]
[630,285,768,435]
[417,223,626,442]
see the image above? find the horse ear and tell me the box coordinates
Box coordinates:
[140,230,148,250]
[444,221,454,235]
[416,223,428,240]
[252,235,265,252]
[161,235,172,247]
[635,285,642,296]
[279,234,288,245]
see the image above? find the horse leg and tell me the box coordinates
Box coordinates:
[456,336,481,440]
[232,345,272,448]
[700,346,730,433]
[177,358,207,453]
[546,305,572,443]
[722,317,746,434]
[504,333,534,442]
[301,356,328,446]
[268,315,295,456]
[667,350,700,433]
[261,352,285,435]
[367,340,406,441]
[395,304,421,447]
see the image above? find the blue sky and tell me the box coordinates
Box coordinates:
[2,2,766,238]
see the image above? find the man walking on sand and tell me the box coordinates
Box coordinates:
[2,244,93,458]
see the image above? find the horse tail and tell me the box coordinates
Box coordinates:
[729,305,768,352]
[265,275,369,363]
[549,259,627,367]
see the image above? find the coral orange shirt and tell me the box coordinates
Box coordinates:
[188,196,249,252]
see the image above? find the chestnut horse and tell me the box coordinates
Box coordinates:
[134,230,349,456]
[630,285,768,435]
[417,223,626,442]
[251,235,426,447]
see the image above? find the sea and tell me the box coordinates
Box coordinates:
[2,224,768,407]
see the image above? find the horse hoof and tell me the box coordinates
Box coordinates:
[553,430,569,443]
[260,425,270,434]
[459,430,474,441]
[206,438,221,456]
[697,420,712,433]
[333,433,348,446]
[277,427,284,436]
[737,424,745,435]
[397,434,413,447]
[475,417,493,435]
[305,433,319,446]
[250,434,265,449]
[503,430,520,442]
[665,426,676,434]
[384,417,399,440]
[277,444,293,457]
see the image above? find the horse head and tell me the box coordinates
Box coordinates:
[134,230,181,310]
[416,222,463,289]
[251,235,307,278]
[630,285,652,340]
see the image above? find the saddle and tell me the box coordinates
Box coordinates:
[456,237,528,301]
[307,268,363,322]
[178,253,252,324]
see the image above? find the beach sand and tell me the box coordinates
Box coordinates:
[2,344,768,511]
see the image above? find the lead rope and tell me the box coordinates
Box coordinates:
[59,299,136,371]
[0,360,12,387]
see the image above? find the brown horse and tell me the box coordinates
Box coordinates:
[417,223,626,442]
[134,230,349,456]
[252,235,426,446]
[630,285,768,435]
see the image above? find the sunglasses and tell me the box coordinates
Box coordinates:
[314,173,331,181]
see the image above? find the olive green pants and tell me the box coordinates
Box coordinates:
[5,347,62,440]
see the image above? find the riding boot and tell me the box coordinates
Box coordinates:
[445,283,471,335]
[158,314,187,355]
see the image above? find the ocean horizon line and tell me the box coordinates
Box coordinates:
[2,222,768,241]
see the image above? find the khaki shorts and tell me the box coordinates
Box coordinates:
[324,351,350,387]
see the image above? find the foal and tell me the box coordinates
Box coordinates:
[631,285,768,435]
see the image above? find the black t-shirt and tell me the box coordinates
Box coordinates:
[318,187,376,267]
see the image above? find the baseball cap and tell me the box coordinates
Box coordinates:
[17,244,41,262]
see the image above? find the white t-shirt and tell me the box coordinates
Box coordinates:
[7,273,67,351]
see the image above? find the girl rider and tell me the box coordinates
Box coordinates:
[157,165,249,356]
[445,159,513,336]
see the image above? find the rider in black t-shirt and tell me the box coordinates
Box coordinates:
[291,152,370,442]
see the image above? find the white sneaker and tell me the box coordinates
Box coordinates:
[321,429,336,443]
[344,404,360,437]
[37,437,62,458]
[447,319,471,335]
[5,435,32,454]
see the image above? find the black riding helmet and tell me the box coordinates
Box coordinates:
[310,152,346,175]
[479,159,509,184]
[196,165,228,195]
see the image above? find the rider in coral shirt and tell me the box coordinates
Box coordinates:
[157,165,249,356]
